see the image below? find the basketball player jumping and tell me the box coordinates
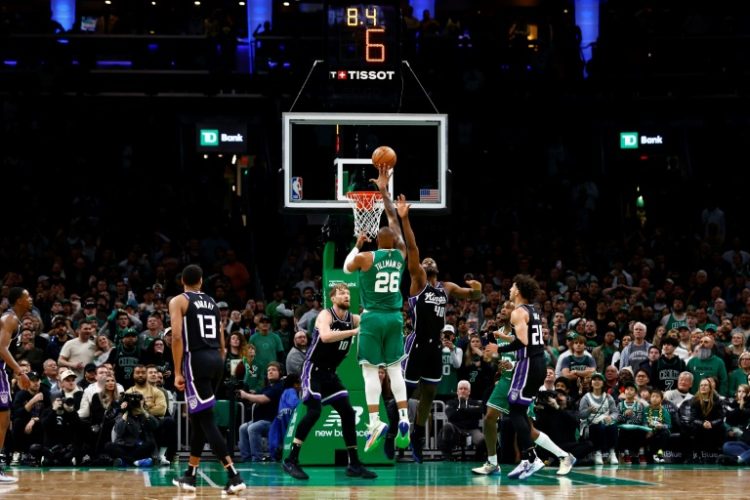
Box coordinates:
[394,194,482,462]
[344,165,411,453]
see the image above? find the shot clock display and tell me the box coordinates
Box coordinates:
[326,1,400,73]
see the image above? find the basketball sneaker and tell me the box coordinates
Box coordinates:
[364,421,389,453]
[282,459,309,480]
[0,468,18,484]
[556,454,576,476]
[346,463,377,479]
[223,474,246,495]
[172,473,197,492]
[410,434,425,463]
[395,421,411,449]
[519,457,545,480]
[507,460,526,479]
[472,461,500,475]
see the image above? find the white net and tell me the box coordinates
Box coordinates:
[345,192,385,239]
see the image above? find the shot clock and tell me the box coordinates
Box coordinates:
[326,0,401,78]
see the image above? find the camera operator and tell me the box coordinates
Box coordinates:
[104,392,158,467]
[35,391,82,465]
[534,389,593,465]
[125,364,174,465]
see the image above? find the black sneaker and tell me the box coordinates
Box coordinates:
[223,474,246,495]
[384,436,395,460]
[172,474,197,492]
[282,460,309,480]
[346,463,377,479]
[717,454,739,466]
[411,435,425,464]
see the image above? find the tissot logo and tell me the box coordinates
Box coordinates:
[329,70,396,81]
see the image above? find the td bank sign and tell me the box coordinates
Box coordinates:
[196,123,247,152]
[620,132,664,149]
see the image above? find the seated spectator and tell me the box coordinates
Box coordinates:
[11,371,50,465]
[78,363,99,391]
[684,378,726,462]
[87,375,121,457]
[237,362,284,462]
[729,353,750,396]
[644,389,672,463]
[438,380,484,461]
[616,381,648,464]
[578,372,619,465]
[14,328,45,374]
[724,384,750,440]
[687,335,728,396]
[664,371,695,409]
[285,331,308,377]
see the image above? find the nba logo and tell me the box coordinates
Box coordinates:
[291,177,303,201]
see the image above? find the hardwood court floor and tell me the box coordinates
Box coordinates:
[1,461,747,499]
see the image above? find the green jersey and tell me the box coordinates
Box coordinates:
[358,249,405,311]
[497,326,516,381]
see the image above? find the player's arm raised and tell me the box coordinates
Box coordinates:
[371,165,406,256]
[443,279,482,301]
[344,232,371,273]
[316,309,358,343]
[396,194,426,295]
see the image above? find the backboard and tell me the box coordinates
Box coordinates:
[282,112,448,211]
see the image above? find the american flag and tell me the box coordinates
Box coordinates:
[419,188,440,202]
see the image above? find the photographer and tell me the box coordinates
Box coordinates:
[125,365,174,465]
[11,371,50,465]
[534,389,594,466]
[104,392,158,467]
[36,393,82,465]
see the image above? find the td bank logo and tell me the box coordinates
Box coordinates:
[200,129,219,147]
[620,132,639,149]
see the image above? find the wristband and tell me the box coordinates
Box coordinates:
[343,247,359,274]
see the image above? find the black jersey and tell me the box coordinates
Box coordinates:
[408,282,448,340]
[181,291,222,352]
[514,304,545,360]
[306,307,353,370]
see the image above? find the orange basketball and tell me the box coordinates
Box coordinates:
[372,146,397,169]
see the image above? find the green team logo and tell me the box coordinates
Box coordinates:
[620,132,639,149]
[200,129,219,146]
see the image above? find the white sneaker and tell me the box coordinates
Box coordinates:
[9,453,19,467]
[364,421,389,453]
[519,457,545,480]
[507,460,527,479]
[594,451,603,465]
[0,469,18,484]
[158,455,171,466]
[471,461,500,475]
[609,450,619,465]
[557,454,576,476]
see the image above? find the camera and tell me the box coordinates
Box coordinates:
[122,392,144,411]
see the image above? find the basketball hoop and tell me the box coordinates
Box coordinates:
[345,191,385,239]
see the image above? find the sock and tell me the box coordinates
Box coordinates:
[522,447,537,462]
[288,443,302,462]
[488,455,497,466]
[158,446,167,458]
[414,423,425,439]
[369,412,380,426]
[398,408,408,421]
[224,463,238,478]
[534,431,567,458]
[347,446,360,466]
[186,465,197,477]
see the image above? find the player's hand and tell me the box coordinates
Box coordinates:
[395,194,410,218]
[174,374,186,392]
[16,372,30,390]
[465,279,481,290]
[355,232,370,249]
[368,165,391,192]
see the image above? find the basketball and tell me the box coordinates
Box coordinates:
[372,145,397,169]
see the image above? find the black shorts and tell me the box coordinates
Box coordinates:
[183,349,223,414]
[403,333,443,386]
[301,364,348,404]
